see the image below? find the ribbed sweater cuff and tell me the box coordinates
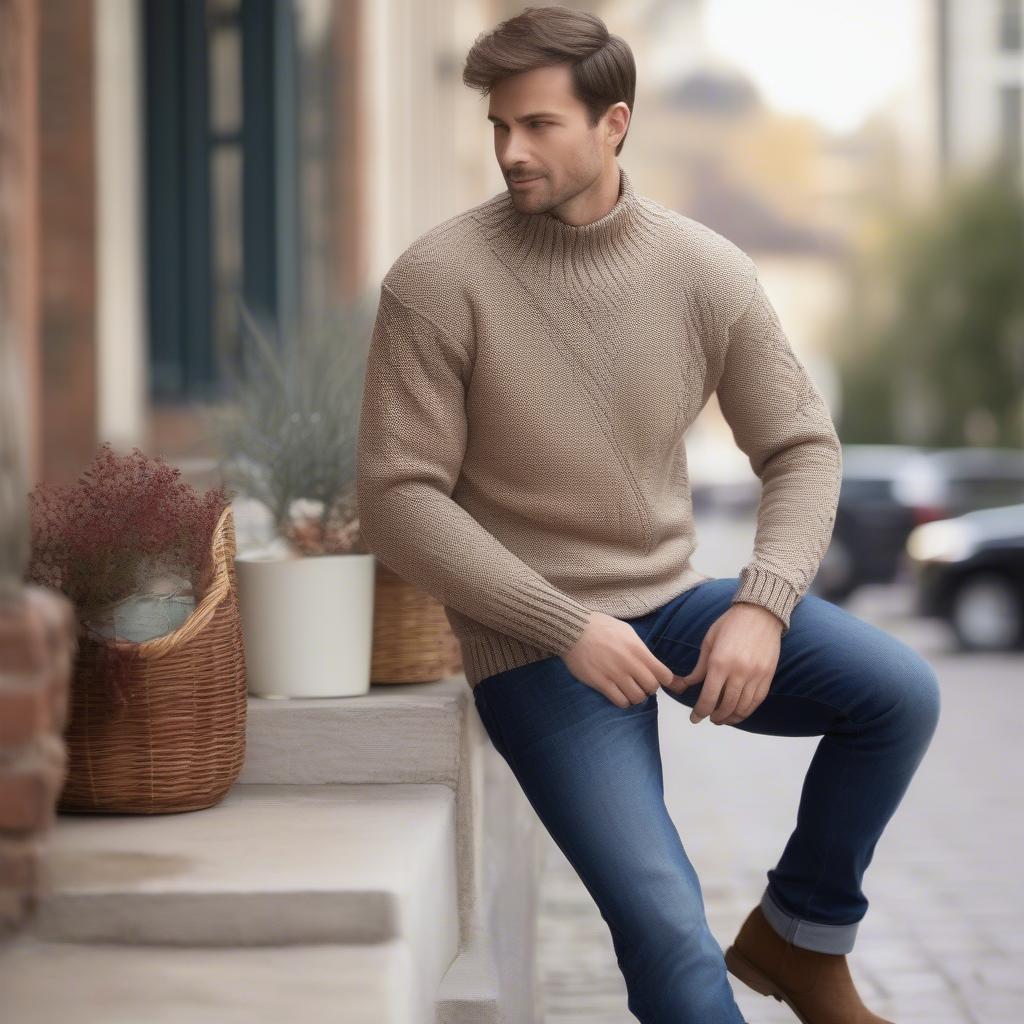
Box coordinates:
[490,577,593,656]
[731,565,801,634]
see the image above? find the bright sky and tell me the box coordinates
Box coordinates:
[703,0,922,133]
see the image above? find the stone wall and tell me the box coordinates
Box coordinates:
[0,0,79,942]
[0,588,75,940]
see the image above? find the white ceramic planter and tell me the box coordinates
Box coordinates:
[234,552,376,698]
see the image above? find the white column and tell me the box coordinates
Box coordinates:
[94,0,148,449]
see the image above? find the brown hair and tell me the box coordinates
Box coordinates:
[462,6,636,156]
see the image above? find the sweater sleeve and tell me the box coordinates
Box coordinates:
[715,272,843,634]
[355,282,594,656]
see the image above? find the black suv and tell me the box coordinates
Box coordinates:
[906,502,1024,651]
[812,445,1024,604]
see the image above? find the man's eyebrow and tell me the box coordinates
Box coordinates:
[487,111,563,123]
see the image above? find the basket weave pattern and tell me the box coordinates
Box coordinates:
[370,562,463,683]
[58,505,247,814]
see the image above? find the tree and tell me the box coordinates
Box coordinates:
[835,163,1024,447]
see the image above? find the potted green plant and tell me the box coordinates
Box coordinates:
[207,298,380,698]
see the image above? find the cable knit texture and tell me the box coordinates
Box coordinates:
[356,164,842,688]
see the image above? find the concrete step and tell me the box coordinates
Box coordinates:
[434,925,502,1024]
[0,933,421,1024]
[30,783,458,964]
[4,675,546,1023]
[239,677,469,786]
[236,680,489,958]
[232,681,546,1023]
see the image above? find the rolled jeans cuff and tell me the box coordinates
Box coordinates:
[760,886,861,955]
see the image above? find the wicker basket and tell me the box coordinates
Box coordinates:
[369,561,463,683]
[57,505,247,814]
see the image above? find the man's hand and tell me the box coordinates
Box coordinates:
[664,603,782,725]
[562,612,676,708]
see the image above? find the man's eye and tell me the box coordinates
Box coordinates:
[491,122,548,130]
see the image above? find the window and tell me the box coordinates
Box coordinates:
[143,0,348,403]
[143,0,300,402]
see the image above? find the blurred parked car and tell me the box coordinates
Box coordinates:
[691,478,759,514]
[906,503,1024,651]
[813,445,1024,604]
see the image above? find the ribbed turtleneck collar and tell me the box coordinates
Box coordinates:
[472,165,661,283]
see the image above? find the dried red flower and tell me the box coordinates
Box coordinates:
[25,443,232,622]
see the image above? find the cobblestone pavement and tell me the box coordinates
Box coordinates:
[534,583,1024,1023]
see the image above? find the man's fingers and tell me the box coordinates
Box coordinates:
[607,671,651,708]
[710,686,743,724]
[672,642,708,695]
[605,684,631,709]
[631,659,665,698]
[622,676,652,705]
[711,676,754,723]
[721,679,769,724]
[690,665,725,723]
[643,647,677,691]
[748,679,772,716]
[667,674,690,693]
[731,683,760,721]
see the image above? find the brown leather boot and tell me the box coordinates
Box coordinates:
[724,905,894,1023]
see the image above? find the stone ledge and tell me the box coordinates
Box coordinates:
[30,782,458,958]
[0,934,422,1024]
[240,676,471,787]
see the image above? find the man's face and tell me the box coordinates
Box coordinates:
[486,62,627,213]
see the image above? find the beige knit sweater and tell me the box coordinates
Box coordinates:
[356,165,842,689]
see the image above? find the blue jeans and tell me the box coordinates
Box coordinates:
[472,576,941,1024]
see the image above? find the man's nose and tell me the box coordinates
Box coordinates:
[500,139,530,171]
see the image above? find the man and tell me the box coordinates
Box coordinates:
[356,7,940,1023]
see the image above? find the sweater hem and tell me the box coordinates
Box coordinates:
[456,565,714,688]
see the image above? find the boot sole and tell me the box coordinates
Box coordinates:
[724,944,813,1024]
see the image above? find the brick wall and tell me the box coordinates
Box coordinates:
[37,0,98,484]
[0,587,75,940]
[0,2,76,940]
